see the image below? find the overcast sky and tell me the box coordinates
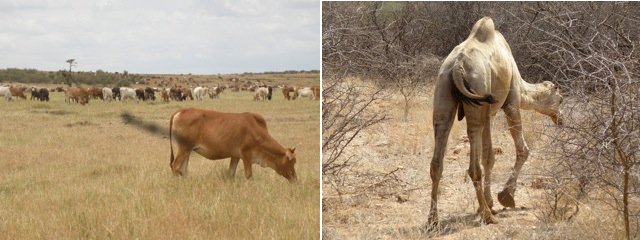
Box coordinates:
[0,0,320,74]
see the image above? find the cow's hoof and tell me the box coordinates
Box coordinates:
[498,190,515,208]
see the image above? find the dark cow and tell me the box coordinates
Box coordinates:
[135,88,146,101]
[34,88,49,101]
[112,87,121,101]
[267,86,273,100]
[169,108,297,182]
[30,87,40,100]
[145,87,156,101]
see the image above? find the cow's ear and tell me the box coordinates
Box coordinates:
[289,147,296,153]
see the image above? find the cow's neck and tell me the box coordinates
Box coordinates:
[256,138,286,165]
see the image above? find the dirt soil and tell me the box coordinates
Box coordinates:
[323,88,560,239]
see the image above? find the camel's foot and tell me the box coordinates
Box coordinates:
[481,212,499,224]
[477,207,498,215]
[425,212,439,231]
[498,190,516,208]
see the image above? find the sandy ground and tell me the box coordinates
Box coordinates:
[323,88,563,239]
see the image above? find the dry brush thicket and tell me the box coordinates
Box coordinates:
[323,2,639,238]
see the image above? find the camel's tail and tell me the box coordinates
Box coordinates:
[451,62,496,106]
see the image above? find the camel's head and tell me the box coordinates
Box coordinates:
[535,81,563,125]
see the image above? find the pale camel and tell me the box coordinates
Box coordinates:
[428,17,563,227]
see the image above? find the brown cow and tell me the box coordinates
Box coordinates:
[65,87,89,105]
[311,85,320,100]
[169,108,297,182]
[282,86,295,100]
[9,87,27,99]
[161,89,170,102]
[87,87,103,99]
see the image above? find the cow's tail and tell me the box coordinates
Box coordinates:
[169,111,176,167]
[451,61,496,105]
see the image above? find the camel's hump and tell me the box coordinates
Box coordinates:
[468,17,495,42]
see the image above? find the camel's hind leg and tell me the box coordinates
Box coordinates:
[427,82,458,229]
[466,105,497,224]
[481,119,498,214]
[498,105,530,208]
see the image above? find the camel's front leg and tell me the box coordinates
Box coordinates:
[498,106,530,208]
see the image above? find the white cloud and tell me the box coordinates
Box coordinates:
[0,0,320,74]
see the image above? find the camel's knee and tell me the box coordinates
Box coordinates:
[518,145,530,160]
[467,166,483,182]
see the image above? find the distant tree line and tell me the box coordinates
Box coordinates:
[0,68,142,87]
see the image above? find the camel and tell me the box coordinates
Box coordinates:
[427,17,563,227]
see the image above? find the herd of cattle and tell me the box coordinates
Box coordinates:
[0,84,321,105]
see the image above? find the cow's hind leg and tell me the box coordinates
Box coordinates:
[171,146,192,176]
[228,157,240,178]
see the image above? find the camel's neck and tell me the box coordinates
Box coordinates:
[519,81,555,116]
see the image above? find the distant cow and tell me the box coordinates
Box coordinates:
[120,87,138,102]
[161,88,170,102]
[135,88,146,101]
[193,87,208,101]
[254,87,269,101]
[9,87,27,100]
[0,86,12,101]
[169,108,298,182]
[65,87,89,105]
[282,86,295,100]
[267,86,273,100]
[293,87,314,100]
[311,85,320,100]
[208,86,225,99]
[34,88,49,101]
[145,87,156,101]
[112,87,121,101]
[30,87,40,100]
[170,87,185,101]
[87,87,103,99]
[102,87,113,101]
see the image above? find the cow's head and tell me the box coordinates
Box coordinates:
[276,147,298,183]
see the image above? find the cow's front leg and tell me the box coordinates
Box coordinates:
[242,158,253,179]
[228,157,240,178]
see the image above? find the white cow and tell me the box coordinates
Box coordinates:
[0,86,12,101]
[193,87,209,101]
[102,87,113,101]
[120,87,138,103]
[254,87,268,101]
[295,87,314,100]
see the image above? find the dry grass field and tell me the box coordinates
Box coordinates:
[322,83,636,239]
[0,86,320,239]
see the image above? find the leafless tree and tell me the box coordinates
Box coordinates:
[507,3,639,239]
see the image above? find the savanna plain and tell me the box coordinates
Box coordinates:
[0,76,320,239]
